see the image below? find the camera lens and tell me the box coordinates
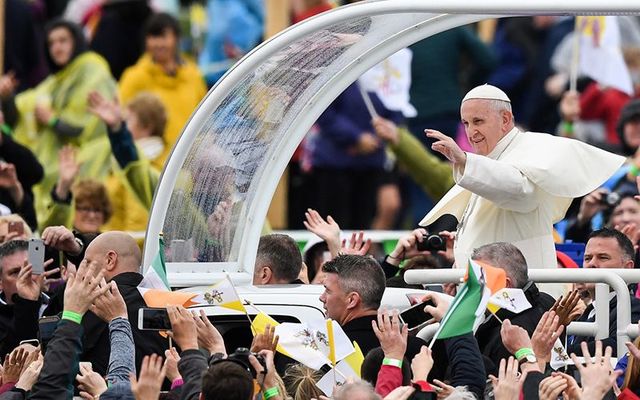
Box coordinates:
[427,235,444,248]
[606,191,621,206]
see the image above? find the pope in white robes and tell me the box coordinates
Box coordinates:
[420,84,625,280]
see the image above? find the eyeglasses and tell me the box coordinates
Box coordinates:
[76,207,104,214]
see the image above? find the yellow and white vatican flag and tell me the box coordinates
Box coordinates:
[358,48,417,118]
[192,276,247,313]
[550,339,574,370]
[575,16,634,95]
[316,359,361,396]
[273,319,355,370]
[487,288,532,315]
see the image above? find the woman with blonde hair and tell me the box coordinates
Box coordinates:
[283,364,324,400]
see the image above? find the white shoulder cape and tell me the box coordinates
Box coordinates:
[420,132,626,226]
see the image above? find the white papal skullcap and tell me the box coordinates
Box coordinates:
[462,84,511,103]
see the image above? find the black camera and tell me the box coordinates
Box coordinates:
[599,191,621,207]
[224,347,267,379]
[417,234,446,252]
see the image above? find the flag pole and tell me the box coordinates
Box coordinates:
[569,17,581,93]
[326,319,337,386]
[243,299,263,333]
[223,273,254,328]
[358,85,379,120]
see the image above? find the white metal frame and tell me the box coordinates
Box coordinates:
[143,1,640,284]
[405,268,640,356]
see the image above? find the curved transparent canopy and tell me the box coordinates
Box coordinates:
[143,0,640,286]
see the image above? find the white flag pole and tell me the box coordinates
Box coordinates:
[358,85,379,120]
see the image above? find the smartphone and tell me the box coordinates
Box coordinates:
[28,238,45,275]
[399,300,435,331]
[19,339,39,347]
[8,221,24,236]
[38,315,60,354]
[79,362,93,371]
[138,308,171,331]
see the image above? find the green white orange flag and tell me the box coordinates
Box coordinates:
[138,235,197,307]
[140,235,170,290]
[430,259,488,344]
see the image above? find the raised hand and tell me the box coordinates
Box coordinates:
[0,162,20,190]
[538,375,568,400]
[531,311,564,367]
[3,347,29,383]
[250,323,279,354]
[500,319,532,356]
[552,372,581,400]
[372,116,400,145]
[616,223,640,249]
[303,208,341,258]
[17,260,59,301]
[340,231,371,256]
[550,290,582,327]
[425,129,466,165]
[577,189,608,226]
[372,309,407,360]
[63,260,109,316]
[56,145,80,200]
[15,357,43,391]
[163,348,181,383]
[249,350,278,390]
[130,354,166,400]
[0,72,19,98]
[422,292,450,324]
[570,341,622,400]
[192,309,226,355]
[436,230,456,265]
[167,306,198,351]
[387,228,427,266]
[354,133,380,155]
[90,281,128,323]
[559,90,581,122]
[42,225,82,255]
[489,357,521,400]
[76,363,108,399]
[410,346,433,382]
[87,91,123,131]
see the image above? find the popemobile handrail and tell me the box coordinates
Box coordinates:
[405,268,640,356]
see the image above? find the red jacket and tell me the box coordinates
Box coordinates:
[374,365,435,397]
[580,81,632,145]
[619,388,640,400]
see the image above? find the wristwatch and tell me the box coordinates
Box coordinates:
[518,353,538,365]
[515,347,537,365]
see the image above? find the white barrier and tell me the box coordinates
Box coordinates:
[405,268,640,356]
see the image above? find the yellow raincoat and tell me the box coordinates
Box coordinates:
[119,54,207,165]
[13,52,117,225]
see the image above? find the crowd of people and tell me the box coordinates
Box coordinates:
[3,0,640,398]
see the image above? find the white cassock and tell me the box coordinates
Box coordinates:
[420,127,625,273]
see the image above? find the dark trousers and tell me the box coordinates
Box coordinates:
[307,167,381,230]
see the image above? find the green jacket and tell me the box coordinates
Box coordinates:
[390,128,454,200]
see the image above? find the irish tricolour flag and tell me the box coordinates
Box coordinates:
[430,260,492,344]
[138,235,197,307]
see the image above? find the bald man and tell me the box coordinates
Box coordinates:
[421,85,625,293]
[48,231,168,376]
